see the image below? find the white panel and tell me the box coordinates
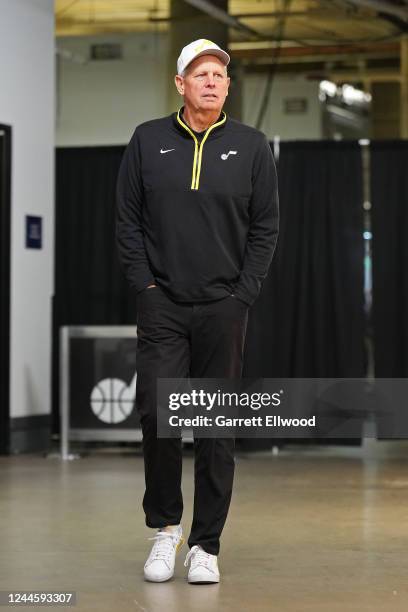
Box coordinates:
[243,73,322,140]
[56,33,169,146]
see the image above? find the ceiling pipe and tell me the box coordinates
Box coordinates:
[344,0,408,22]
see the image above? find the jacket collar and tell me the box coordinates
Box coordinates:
[173,106,227,137]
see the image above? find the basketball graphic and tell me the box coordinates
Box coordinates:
[90,373,136,424]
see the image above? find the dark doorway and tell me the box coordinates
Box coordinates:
[0,124,11,455]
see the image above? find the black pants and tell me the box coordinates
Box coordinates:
[135,285,249,555]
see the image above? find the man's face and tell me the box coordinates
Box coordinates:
[175,55,230,114]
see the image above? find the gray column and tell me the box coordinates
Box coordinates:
[371,81,400,139]
[401,36,408,138]
[167,0,242,120]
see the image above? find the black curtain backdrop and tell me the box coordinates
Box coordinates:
[243,141,366,379]
[54,142,366,442]
[371,141,408,377]
[53,146,134,433]
[54,146,133,324]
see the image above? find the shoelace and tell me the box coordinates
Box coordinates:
[184,545,215,571]
[147,531,178,566]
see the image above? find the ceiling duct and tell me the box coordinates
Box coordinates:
[183,0,261,38]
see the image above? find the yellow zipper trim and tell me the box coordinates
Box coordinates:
[177,110,198,189]
[194,113,226,189]
[177,109,227,190]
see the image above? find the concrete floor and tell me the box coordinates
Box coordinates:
[1,441,408,611]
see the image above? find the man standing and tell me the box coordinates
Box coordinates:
[116,39,279,584]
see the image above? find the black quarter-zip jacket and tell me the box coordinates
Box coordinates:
[116,108,279,306]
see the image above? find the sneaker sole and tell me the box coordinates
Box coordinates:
[188,576,220,584]
[144,573,173,583]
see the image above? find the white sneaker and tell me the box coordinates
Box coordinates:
[143,526,184,582]
[184,545,220,584]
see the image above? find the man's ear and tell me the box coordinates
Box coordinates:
[174,74,184,96]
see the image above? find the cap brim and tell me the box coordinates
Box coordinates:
[183,48,230,73]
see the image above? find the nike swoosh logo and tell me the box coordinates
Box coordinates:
[160,148,175,154]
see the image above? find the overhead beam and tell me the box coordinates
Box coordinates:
[232,12,311,19]
[328,69,401,82]
[56,22,168,36]
[232,10,382,21]
[230,42,399,61]
[182,0,260,39]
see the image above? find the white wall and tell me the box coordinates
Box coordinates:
[56,33,169,146]
[243,73,322,140]
[55,34,322,146]
[0,0,55,419]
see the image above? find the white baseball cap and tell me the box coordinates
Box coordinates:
[177,39,230,76]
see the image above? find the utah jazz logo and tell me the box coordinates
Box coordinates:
[194,39,216,53]
[221,150,237,161]
[90,372,136,424]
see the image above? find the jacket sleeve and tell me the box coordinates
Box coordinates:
[116,128,155,292]
[233,135,279,306]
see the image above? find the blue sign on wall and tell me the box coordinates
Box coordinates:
[25,215,42,249]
